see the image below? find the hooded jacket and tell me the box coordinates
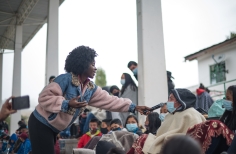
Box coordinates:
[142,88,206,154]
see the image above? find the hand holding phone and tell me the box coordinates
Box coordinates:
[12,95,30,110]
[0,96,17,121]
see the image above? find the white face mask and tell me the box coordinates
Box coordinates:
[120,79,125,85]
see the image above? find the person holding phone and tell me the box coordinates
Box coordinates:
[0,97,16,121]
[28,46,150,154]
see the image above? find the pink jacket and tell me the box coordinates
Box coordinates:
[34,73,135,132]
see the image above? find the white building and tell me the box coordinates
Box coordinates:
[185,37,236,99]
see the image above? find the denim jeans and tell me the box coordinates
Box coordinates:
[79,116,86,135]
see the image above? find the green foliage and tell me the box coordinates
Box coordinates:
[226,32,236,39]
[95,67,107,87]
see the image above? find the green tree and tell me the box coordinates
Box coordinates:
[95,67,107,87]
[226,32,236,39]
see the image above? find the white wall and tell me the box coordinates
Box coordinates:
[197,42,236,97]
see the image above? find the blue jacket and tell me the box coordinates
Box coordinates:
[17,139,31,154]
[34,73,135,133]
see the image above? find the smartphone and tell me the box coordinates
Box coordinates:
[12,95,30,110]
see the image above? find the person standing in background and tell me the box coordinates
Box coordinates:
[120,73,138,125]
[127,61,138,81]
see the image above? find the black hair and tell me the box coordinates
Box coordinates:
[49,76,55,82]
[160,135,201,154]
[110,119,122,127]
[107,147,125,154]
[120,73,137,95]
[125,115,139,126]
[199,83,210,93]
[102,119,112,127]
[18,121,25,127]
[64,46,98,75]
[127,61,137,68]
[90,118,99,125]
[110,85,120,93]
[220,85,236,131]
[145,112,161,134]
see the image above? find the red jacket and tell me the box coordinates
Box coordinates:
[77,130,102,148]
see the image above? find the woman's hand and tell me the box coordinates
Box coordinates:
[135,106,151,115]
[68,96,87,108]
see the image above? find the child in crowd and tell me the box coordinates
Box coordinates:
[110,119,126,132]
[127,113,162,154]
[77,119,102,148]
[125,115,143,136]
[101,119,112,134]
[144,112,161,135]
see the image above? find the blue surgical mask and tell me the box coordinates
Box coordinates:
[126,123,138,132]
[120,79,125,85]
[223,100,233,111]
[133,68,138,75]
[159,113,166,121]
[167,102,176,113]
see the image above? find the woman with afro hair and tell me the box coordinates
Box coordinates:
[28,46,150,154]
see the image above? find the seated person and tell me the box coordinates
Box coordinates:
[187,85,236,154]
[159,104,168,122]
[99,119,139,153]
[101,119,112,134]
[194,83,214,112]
[9,131,18,153]
[78,119,102,148]
[84,119,112,150]
[127,112,162,154]
[1,133,10,153]
[144,112,161,135]
[17,133,32,154]
[82,105,106,134]
[110,119,127,132]
[110,85,120,97]
[142,88,206,154]
[125,115,143,136]
[108,86,123,121]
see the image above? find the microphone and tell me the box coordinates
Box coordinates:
[143,102,166,115]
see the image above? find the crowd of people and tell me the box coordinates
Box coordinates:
[0,46,236,154]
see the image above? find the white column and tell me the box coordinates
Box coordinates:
[45,0,59,85]
[136,0,168,123]
[11,25,22,134]
[0,53,2,107]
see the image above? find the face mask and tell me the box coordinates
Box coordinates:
[101,128,108,134]
[120,79,125,85]
[223,100,233,111]
[132,68,138,75]
[159,113,166,121]
[167,102,176,113]
[113,92,119,97]
[3,140,8,144]
[112,127,121,131]
[126,123,138,132]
